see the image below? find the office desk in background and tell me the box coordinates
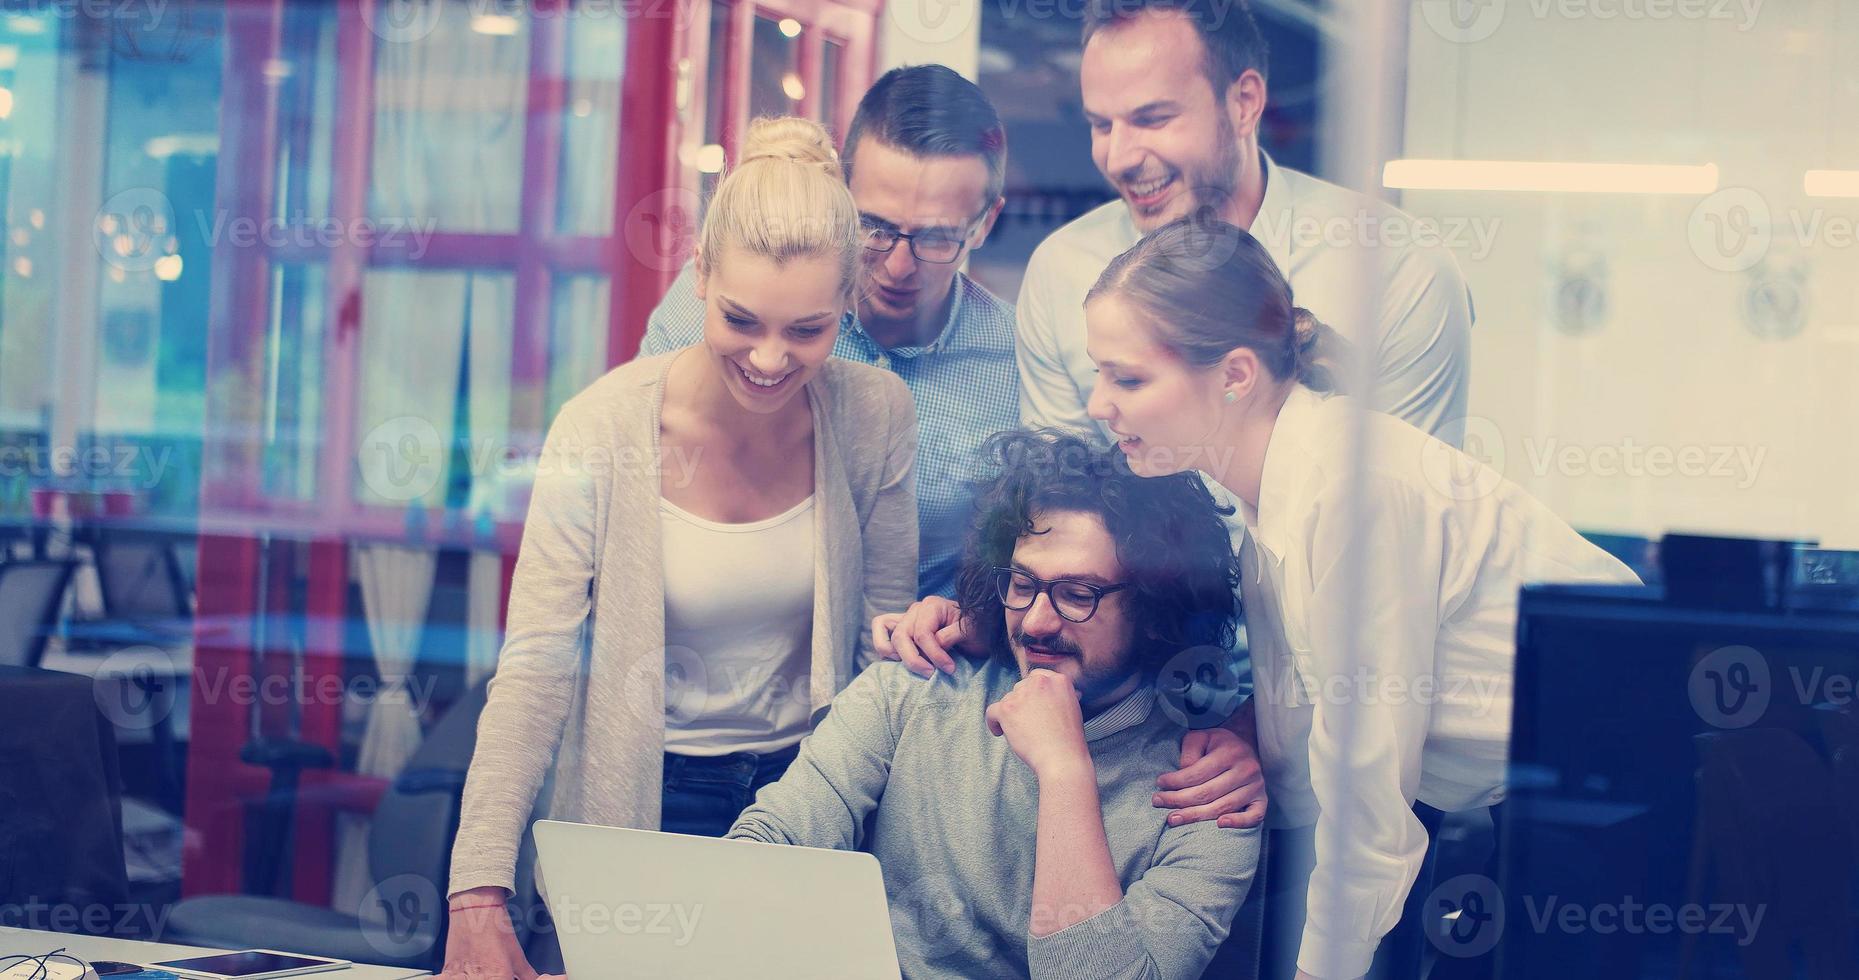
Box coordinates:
[0,929,428,979]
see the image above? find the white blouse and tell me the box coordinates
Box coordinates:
[1238,385,1639,979]
[660,495,816,757]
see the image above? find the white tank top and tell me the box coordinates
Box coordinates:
[659,495,816,756]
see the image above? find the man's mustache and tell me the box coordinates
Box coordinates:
[1013,630,1081,656]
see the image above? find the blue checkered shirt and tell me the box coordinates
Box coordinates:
[639,260,1019,597]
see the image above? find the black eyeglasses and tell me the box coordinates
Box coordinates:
[859,212,985,264]
[992,566,1128,624]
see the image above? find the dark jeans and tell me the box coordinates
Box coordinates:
[660,743,801,838]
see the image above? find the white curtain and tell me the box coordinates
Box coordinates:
[333,543,438,915]
[466,275,516,686]
[334,0,529,912]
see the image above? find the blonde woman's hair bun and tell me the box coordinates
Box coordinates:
[736,116,843,181]
[696,115,860,302]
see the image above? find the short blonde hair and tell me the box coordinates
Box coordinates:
[697,116,861,302]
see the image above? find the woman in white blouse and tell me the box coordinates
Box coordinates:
[1079,217,1639,980]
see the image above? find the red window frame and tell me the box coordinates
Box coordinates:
[183,0,881,902]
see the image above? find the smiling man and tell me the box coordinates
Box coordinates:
[1017,0,1474,445]
[639,65,1016,600]
[728,429,1260,980]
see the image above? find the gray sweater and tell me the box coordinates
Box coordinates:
[729,658,1261,980]
[449,351,920,897]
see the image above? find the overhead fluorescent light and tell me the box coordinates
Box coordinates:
[1383,159,1719,195]
[469,13,521,36]
[1804,169,1859,199]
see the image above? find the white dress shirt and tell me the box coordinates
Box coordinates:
[1015,151,1474,444]
[1240,385,1640,979]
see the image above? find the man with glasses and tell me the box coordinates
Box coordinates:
[730,429,1260,979]
[638,64,1017,599]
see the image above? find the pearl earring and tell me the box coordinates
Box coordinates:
[1224,390,1238,404]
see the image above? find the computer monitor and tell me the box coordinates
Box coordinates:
[1499,583,1859,977]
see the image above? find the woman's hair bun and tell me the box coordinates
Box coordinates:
[737,116,842,180]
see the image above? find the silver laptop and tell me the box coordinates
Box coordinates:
[533,819,903,979]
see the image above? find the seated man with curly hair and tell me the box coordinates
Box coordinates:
[728,428,1261,980]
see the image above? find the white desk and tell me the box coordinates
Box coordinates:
[0,929,428,979]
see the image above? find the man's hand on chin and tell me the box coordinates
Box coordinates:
[986,669,1092,779]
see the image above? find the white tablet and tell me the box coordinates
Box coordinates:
[145,950,349,980]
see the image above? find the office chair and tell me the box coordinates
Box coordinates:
[0,559,77,668]
[87,530,194,644]
[162,678,528,970]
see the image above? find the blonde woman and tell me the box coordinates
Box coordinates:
[439,117,918,979]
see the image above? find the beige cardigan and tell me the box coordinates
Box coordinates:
[448,351,920,896]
